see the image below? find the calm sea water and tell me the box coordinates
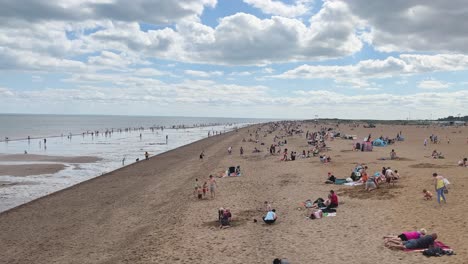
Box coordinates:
[0,114,271,140]
[0,114,273,212]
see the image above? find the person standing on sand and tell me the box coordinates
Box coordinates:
[145,151,149,160]
[194,178,201,198]
[199,151,205,160]
[433,173,447,205]
[208,175,217,199]
[240,146,244,155]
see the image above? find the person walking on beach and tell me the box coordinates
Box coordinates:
[208,175,217,199]
[433,173,447,205]
[240,146,244,155]
[145,151,149,160]
[199,151,205,160]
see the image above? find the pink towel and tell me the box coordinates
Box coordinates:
[404,241,452,252]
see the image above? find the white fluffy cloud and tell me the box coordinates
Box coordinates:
[0,0,217,24]
[2,82,466,119]
[243,0,313,17]
[275,54,468,87]
[0,0,362,70]
[184,70,224,78]
[343,0,468,53]
[0,47,86,72]
[418,79,452,90]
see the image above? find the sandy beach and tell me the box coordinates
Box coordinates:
[0,122,467,264]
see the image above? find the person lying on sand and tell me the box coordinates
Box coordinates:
[386,233,436,250]
[273,258,290,264]
[384,229,427,243]
[458,158,467,167]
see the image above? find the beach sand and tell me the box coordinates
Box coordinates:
[0,123,467,264]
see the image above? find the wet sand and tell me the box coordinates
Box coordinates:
[0,154,102,163]
[0,164,66,177]
[0,123,467,264]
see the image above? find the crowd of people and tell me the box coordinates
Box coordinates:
[189,120,462,261]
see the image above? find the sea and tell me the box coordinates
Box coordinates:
[0,114,272,212]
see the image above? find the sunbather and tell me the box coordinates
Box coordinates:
[386,233,436,250]
[384,228,427,243]
[325,172,336,184]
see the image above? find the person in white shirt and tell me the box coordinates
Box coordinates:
[263,209,277,224]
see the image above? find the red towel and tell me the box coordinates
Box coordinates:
[404,241,452,252]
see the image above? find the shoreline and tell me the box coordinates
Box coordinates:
[0,126,250,215]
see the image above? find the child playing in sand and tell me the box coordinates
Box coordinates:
[423,189,433,200]
[203,182,208,198]
[197,186,203,200]
[194,178,201,198]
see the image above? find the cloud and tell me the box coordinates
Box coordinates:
[418,79,452,90]
[184,70,224,78]
[243,0,313,17]
[79,2,362,66]
[0,47,86,72]
[0,1,364,71]
[344,0,468,53]
[180,1,362,65]
[0,0,217,24]
[0,87,15,97]
[275,54,468,87]
[230,71,252,76]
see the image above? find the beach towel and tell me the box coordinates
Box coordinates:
[404,241,452,252]
[334,179,348,185]
[343,181,363,186]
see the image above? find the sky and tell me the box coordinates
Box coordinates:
[0,0,467,120]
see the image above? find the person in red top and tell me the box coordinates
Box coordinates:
[327,190,339,209]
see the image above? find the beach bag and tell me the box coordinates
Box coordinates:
[422,247,445,257]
